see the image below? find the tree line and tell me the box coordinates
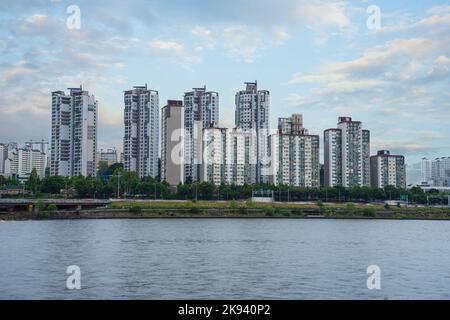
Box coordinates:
[0,163,449,205]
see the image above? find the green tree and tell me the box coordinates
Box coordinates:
[26,168,40,196]
[40,176,65,194]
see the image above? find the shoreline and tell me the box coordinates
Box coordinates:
[2,208,450,222]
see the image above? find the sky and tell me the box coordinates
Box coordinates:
[0,0,449,178]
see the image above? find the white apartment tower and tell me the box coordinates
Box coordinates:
[2,144,47,181]
[0,143,5,175]
[51,86,98,177]
[271,114,320,187]
[200,127,228,185]
[324,117,370,187]
[226,128,257,185]
[370,150,406,189]
[421,157,432,185]
[431,157,450,187]
[123,85,159,179]
[324,129,342,187]
[161,100,184,186]
[183,87,219,183]
[235,81,270,183]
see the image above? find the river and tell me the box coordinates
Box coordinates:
[1,219,450,299]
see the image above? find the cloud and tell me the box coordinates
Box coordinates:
[191,26,215,49]
[148,39,202,69]
[222,26,264,63]
[221,25,292,63]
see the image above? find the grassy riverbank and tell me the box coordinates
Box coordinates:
[1,200,450,220]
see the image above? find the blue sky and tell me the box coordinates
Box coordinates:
[0,0,449,172]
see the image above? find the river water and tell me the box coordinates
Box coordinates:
[1,219,450,299]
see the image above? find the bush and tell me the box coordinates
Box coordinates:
[384,203,390,210]
[362,207,376,217]
[129,206,142,214]
[264,206,275,217]
[229,200,238,209]
[36,200,45,212]
[345,203,356,214]
[282,210,290,217]
[189,206,201,214]
[317,200,324,208]
[291,208,304,216]
[245,200,254,208]
[46,204,58,212]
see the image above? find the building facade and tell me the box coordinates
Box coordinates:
[123,85,159,179]
[270,114,320,187]
[370,150,406,188]
[200,127,228,185]
[51,86,97,177]
[183,87,218,183]
[0,143,5,175]
[2,145,47,181]
[421,157,432,185]
[97,148,119,168]
[324,129,342,187]
[235,81,270,183]
[161,100,184,186]
[324,117,370,187]
[431,157,450,187]
[226,128,257,185]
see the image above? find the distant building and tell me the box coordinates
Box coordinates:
[431,157,450,187]
[25,140,49,175]
[0,143,5,175]
[324,117,370,187]
[123,85,159,179]
[421,157,432,185]
[370,150,406,189]
[3,145,47,181]
[51,86,98,177]
[184,87,219,183]
[97,148,119,168]
[161,100,184,186]
[270,114,320,187]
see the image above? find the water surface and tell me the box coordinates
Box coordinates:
[1,219,450,299]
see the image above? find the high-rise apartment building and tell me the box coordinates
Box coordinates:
[123,85,159,179]
[161,100,184,186]
[183,87,219,183]
[421,157,432,185]
[235,81,270,183]
[324,117,370,187]
[226,128,257,185]
[324,129,342,187]
[270,114,320,187]
[200,126,228,185]
[431,157,450,187]
[370,150,406,188]
[0,143,5,175]
[51,86,97,177]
